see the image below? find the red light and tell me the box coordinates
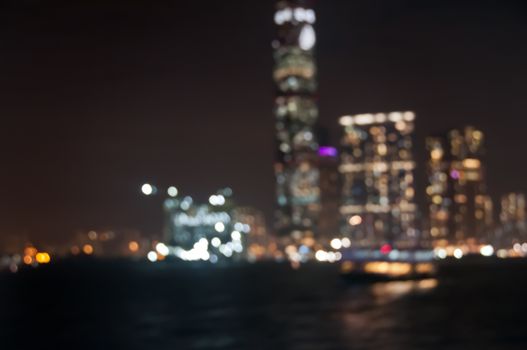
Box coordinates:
[380,244,392,254]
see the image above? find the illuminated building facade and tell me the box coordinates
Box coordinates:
[232,207,274,261]
[163,188,248,262]
[499,193,526,246]
[426,126,493,246]
[339,112,417,249]
[426,136,451,242]
[318,146,341,241]
[273,0,320,239]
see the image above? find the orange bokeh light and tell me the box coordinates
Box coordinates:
[83,244,94,255]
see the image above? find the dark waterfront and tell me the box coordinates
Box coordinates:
[1,260,527,350]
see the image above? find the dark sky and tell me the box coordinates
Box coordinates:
[1,0,527,245]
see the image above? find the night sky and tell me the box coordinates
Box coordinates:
[1,0,527,245]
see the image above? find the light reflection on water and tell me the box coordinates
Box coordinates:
[339,278,440,348]
[371,278,439,304]
[2,262,527,350]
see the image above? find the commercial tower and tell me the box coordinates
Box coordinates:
[426,126,493,247]
[499,193,526,247]
[318,145,341,239]
[273,1,320,239]
[339,112,418,249]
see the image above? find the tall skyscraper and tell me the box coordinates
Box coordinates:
[499,193,526,246]
[426,126,493,247]
[339,112,418,249]
[273,0,320,239]
[426,135,451,242]
[318,145,341,240]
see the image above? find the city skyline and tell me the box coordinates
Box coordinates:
[2,0,527,244]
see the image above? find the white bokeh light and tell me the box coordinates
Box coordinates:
[147,251,158,262]
[299,24,316,50]
[214,222,226,233]
[141,183,153,196]
[167,186,178,197]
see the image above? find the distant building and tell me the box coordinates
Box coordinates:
[163,190,232,250]
[232,207,275,261]
[498,193,526,246]
[68,229,147,258]
[273,0,320,240]
[317,146,340,242]
[426,135,451,243]
[339,112,418,249]
[163,189,247,262]
[162,189,276,263]
[426,126,493,247]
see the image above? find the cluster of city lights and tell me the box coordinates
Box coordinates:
[209,194,226,206]
[330,237,352,250]
[146,221,250,264]
[23,247,51,266]
[274,7,316,25]
[339,111,415,127]
[433,243,527,260]
[315,250,342,263]
[1,246,53,273]
[141,183,179,198]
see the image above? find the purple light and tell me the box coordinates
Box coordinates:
[318,146,338,157]
[450,169,460,180]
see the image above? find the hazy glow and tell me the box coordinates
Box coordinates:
[480,245,494,257]
[462,158,481,169]
[348,215,362,226]
[274,7,315,25]
[194,238,208,251]
[299,24,316,50]
[156,243,170,257]
[233,242,243,253]
[497,249,508,258]
[341,237,351,248]
[209,194,226,206]
[435,248,447,259]
[315,250,327,262]
[128,241,139,253]
[147,251,158,262]
[339,111,415,126]
[211,237,221,248]
[141,183,154,196]
[35,252,51,264]
[318,146,338,157]
[214,222,226,233]
[167,186,178,197]
[453,248,463,259]
[364,262,412,276]
[174,210,230,227]
[220,244,233,258]
[231,231,241,241]
[88,231,97,241]
[330,238,342,250]
[83,244,94,255]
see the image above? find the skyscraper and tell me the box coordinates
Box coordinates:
[426,126,493,247]
[318,145,341,240]
[273,0,320,239]
[339,112,418,249]
[499,193,526,247]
